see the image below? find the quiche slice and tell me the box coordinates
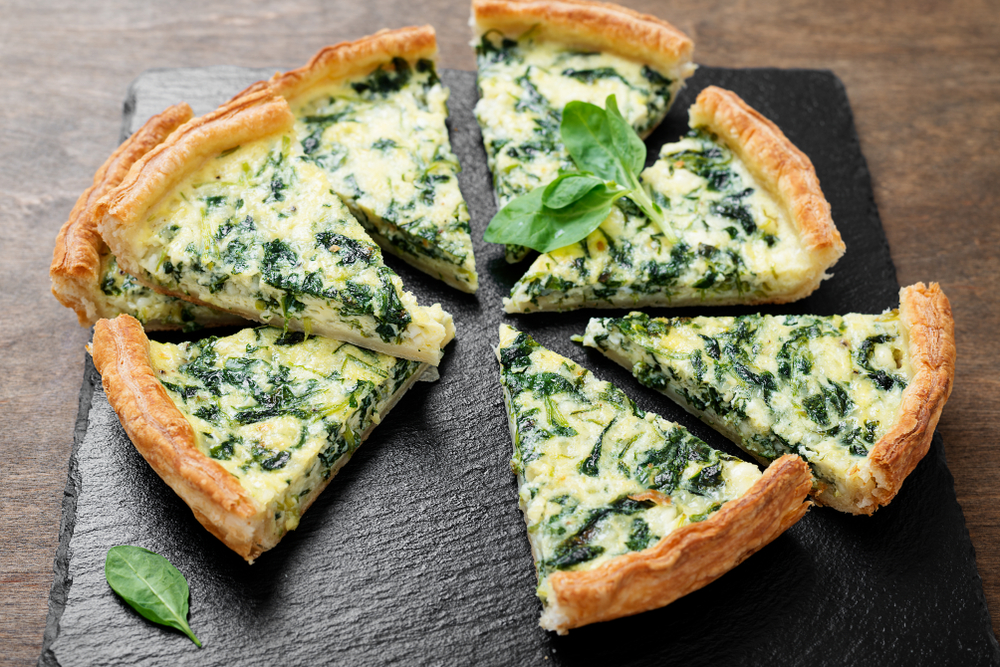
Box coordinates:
[91,314,428,562]
[240,27,478,292]
[472,0,696,263]
[496,324,811,633]
[51,103,243,330]
[505,86,846,312]
[578,283,956,515]
[97,88,454,365]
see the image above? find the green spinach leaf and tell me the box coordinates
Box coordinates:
[105,546,202,647]
[484,95,675,253]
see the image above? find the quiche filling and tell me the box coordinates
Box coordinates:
[150,326,424,537]
[505,130,817,312]
[474,32,681,262]
[580,311,913,498]
[123,132,452,363]
[496,325,760,605]
[97,252,232,330]
[287,58,478,292]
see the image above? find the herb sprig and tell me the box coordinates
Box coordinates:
[105,545,202,647]
[484,95,674,253]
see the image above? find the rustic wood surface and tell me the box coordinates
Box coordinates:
[1,1,997,664]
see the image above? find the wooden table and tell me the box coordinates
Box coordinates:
[2,1,998,663]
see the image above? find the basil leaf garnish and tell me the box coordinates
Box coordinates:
[484,94,676,253]
[105,545,202,648]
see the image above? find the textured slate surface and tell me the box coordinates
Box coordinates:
[40,67,999,666]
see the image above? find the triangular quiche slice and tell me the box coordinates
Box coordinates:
[50,103,244,330]
[495,324,811,633]
[505,86,846,312]
[97,89,454,365]
[472,0,696,263]
[579,283,956,515]
[239,27,478,292]
[91,314,429,562]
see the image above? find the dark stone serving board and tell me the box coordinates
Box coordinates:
[40,67,1000,667]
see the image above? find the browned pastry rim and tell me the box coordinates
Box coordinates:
[471,0,694,76]
[541,454,812,633]
[50,104,194,327]
[822,282,956,514]
[91,315,264,559]
[91,314,430,561]
[690,86,846,303]
[96,88,294,263]
[235,25,438,105]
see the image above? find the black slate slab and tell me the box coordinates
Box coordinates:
[40,67,1000,666]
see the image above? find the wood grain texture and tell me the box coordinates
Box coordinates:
[1,1,998,664]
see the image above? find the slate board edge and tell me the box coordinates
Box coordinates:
[38,356,100,667]
[36,65,999,666]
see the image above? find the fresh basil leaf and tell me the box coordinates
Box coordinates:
[105,545,202,648]
[485,183,621,252]
[543,173,605,209]
[605,95,646,178]
[560,101,625,184]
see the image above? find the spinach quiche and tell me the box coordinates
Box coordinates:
[241,27,478,292]
[97,88,454,365]
[505,86,846,312]
[495,324,811,632]
[472,0,696,263]
[91,314,428,562]
[578,283,956,515]
[51,103,243,330]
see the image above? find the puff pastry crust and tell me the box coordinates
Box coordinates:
[542,454,811,633]
[690,86,846,303]
[472,0,696,82]
[50,103,241,329]
[842,282,956,513]
[91,314,429,561]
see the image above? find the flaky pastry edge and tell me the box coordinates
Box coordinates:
[50,104,240,329]
[540,454,812,633]
[689,86,846,304]
[91,314,430,562]
[818,282,956,514]
[471,0,696,86]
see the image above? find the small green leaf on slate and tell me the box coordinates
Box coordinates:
[542,173,606,209]
[105,545,202,648]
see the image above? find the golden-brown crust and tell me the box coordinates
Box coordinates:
[689,86,846,299]
[540,454,811,633]
[90,315,264,559]
[235,26,438,105]
[50,104,193,325]
[97,89,294,259]
[472,0,694,77]
[865,283,956,508]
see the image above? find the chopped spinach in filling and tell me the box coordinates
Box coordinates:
[135,134,422,346]
[581,311,912,486]
[505,130,814,312]
[496,326,759,593]
[474,32,677,263]
[96,252,221,330]
[289,58,477,291]
[151,327,422,524]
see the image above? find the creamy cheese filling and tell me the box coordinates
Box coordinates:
[474,32,678,262]
[289,58,477,291]
[150,327,422,533]
[96,252,230,329]
[506,130,815,312]
[581,311,912,493]
[125,133,446,359]
[496,326,759,605]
